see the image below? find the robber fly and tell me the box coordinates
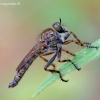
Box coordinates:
[8,18,98,88]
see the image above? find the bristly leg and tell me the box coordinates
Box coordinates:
[63,39,98,50]
[57,47,81,71]
[40,51,56,70]
[44,53,68,82]
[69,31,99,49]
[73,40,99,50]
[40,56,56,70]
[45,68,69,82]
[62,49,76,56]
[58,59,81,71]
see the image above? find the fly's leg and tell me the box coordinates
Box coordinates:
[45,69,68,82]
[62,49,76,56]
[69,32,91,44]
[57,48,81,71]
[58,59,81,70]
[63,39,98,49]
[40,56,56,70]
[69,31,86,43]
[40,51,55,56]
[44,53,68,82]
[63,40,89,46]
[69,31,98,49]
[40,51,55,70]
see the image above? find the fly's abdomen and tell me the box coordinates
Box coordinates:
[8,53,39,88]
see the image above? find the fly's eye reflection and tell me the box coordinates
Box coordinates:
[8,19,98,90]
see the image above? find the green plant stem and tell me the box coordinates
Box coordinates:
[32,39,100,98]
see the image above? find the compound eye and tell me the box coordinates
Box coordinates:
[52,22,64,33]
[61,26,68,32]
[55,22,60,26]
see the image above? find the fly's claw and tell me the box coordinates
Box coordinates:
[88,45,99,50]
[96,46,99,50]
[85,42,99,50]
[74,62,81,71]
[77,67,81,71]
[72,53,76,56]
[70,60,81,71]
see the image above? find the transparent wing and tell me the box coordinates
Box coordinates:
[16,42,43,71]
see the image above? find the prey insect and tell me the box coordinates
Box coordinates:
[8,18,98,88]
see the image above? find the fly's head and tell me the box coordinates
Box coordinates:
[52,18,68,33]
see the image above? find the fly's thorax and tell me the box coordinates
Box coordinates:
[56,32,70,42]
[40,28,54,41]
[57,43,62,49]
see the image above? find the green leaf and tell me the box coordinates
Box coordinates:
[32,39,100,98]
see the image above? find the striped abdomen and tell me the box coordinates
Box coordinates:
[8,52,40,88]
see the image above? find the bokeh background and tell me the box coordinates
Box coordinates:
[0,0,100,100]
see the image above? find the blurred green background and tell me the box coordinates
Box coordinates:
[0,0,100,100]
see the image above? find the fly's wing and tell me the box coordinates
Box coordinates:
[16,41,43,71]
[16,28,54,71]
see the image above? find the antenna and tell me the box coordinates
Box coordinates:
[59,18,61,24]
